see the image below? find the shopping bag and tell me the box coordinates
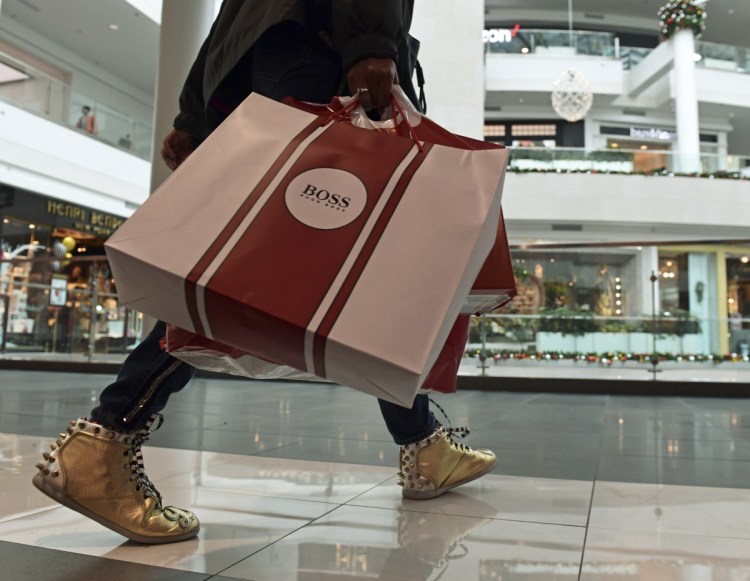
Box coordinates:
[163,324,319,381]
[467,211,516,314]
[418,315,470,394]
[288,88,517,314]
[106,91,509,406]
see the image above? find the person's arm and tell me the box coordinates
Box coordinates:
[330,0,408,110]
[162,3,226,169]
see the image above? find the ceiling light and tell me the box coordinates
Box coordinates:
[521,47,529,54]
[109,24,119,30]
[610,142,619,148]
[693,53,702,62]
[741,256,749,264]
[640,145,648,150]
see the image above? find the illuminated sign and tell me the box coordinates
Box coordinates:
[629,127,676,141]
[483,25,521,43]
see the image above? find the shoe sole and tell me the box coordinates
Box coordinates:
[402,457,498,500]
[32,474,199,545]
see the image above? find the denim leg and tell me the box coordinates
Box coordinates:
[378,394,436,446]
[90,321,194,433]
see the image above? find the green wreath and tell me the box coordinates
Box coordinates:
[658,0,707,39]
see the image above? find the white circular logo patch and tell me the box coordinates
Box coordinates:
[285,168,367,230]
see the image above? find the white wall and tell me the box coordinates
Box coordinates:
[0,101,150,216]
[486,54,624,95]
[502,172,750,233]
[410,1,485,139]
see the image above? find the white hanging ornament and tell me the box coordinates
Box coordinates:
[551,68,593,122]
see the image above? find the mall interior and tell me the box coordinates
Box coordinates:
[1,0,749,579]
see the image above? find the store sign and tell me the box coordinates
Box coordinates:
[46,200,125,236]
[0,187,126,238]
[483,24,521,43]
[629,127,676,141]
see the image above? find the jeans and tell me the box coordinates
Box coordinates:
[91,23,436,445]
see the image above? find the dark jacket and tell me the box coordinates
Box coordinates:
[174,0,419,141]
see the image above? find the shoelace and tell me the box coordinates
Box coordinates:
[429,398,471,448]
[126,413,164,506]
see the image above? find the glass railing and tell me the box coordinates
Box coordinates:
[621,42,750,75]
[0,51,153,160]
[485,28,617,58]
[507,147,750,177]
[464,313,750,382]
[485,30,750,77]
[695,41,750,74]
[621,46,653,70]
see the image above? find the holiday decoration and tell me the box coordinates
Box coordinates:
[551,68,593,122]
[465,349,750,365]
[506,167,748,180]
[658,0,707,40]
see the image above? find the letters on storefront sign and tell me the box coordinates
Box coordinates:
[46,201,124,235]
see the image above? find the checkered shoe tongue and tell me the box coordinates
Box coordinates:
[129,413,165,506]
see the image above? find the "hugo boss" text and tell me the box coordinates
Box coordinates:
[302,184,351,208]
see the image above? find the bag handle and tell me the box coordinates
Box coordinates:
[324,89,424,153]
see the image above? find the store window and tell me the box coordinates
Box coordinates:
[728,254,750,355]
[0,187,136,355]
[658,253,689,313]
[506,250,635,317]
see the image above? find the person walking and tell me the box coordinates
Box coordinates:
[32,0,496,545]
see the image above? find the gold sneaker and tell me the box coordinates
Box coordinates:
[32,415,199,544]
[398,426,496,500]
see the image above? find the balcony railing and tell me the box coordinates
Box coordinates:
[507,147,750,178]
[485,28,750,76]
[0,51,153,160]
[485,28,617,58]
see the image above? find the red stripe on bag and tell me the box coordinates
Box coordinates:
[184,117,326,336]
[199,122,416,372]
[312,143,434,378]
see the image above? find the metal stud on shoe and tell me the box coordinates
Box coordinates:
[32,415,199,544]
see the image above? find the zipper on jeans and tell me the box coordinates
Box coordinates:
[123,360,183,424]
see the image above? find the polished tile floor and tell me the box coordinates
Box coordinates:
[1,371,750,580]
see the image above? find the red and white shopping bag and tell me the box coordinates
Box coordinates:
[290,88,517,314]
[163,325,319,381]
[106,92,509,406]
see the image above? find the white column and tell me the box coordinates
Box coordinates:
[672,29,701,174]
[638,246,660,316]
[410,1,484,139]
[150,0,215,191]
[143,0,213,336]
[717,132,728,171]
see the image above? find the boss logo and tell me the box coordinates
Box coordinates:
[300,184,351,211]
[286,169,366,230]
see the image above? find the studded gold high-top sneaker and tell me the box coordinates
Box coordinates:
[398,425,496,500]
[32,415,199,544]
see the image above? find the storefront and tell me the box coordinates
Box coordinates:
[0,185,135,354]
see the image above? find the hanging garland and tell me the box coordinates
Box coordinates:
[507,167,749,181]
[465,349,750,365]
[658,0,707,39]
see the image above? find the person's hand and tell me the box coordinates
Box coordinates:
[346,58,397,111]
[161,128,194,171]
